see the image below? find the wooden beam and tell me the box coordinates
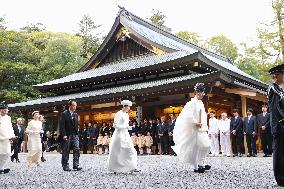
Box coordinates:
[225,88,257,97]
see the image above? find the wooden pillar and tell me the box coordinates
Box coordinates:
[241,96,247,117]
[241,96,247,154]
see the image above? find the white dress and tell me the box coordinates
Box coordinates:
[26,120,42,165]
[107,110,137,172]
[172,97,210,166]
[0,115,15,154]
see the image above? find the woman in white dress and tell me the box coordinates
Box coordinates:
[26,111,43,167]
[107,100,138,173]
[172,83,211,173]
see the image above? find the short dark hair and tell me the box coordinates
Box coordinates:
[232,109,239,113]
[262,104,268,108]
[209,111,216,114]
[247,108,253,113]
[68,100,76,106]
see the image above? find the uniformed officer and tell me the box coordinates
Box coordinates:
[268,64,284,187]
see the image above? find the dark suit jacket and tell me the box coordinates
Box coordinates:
[59,110,79,137]
[12,124,25,143]
[168,120,176,134]
[256,113,270,133]
[230,116,244,135]
[243,116,257,134]
[158,122,169,136]
[268,83,284,135]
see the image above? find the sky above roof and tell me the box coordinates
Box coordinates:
[1,0,273,45]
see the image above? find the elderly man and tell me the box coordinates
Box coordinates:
[0,102,15,174]
[218,112,231,157]
[11,118,25,163]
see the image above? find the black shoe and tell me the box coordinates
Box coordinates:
[198,165,211,171]
[63,167,71,171]
[3,169,10,174]
[247,154,251,157]
[239,154,243,157]
[194,167,205,173]
[73,167,82,171]
[16,159,20,163]
[233,154,237,157]
[41,157,46,162]
[11,157,14,162]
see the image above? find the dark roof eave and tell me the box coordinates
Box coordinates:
[196,52,268,89]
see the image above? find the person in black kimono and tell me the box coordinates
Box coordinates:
[149,119,158,155]
[81,124,90,154]
[139,119,149,136]
[158,116,169,155]
[230,109,244,157]
[268,64,284,187]
[257,104,272,157]
[11,118,25,163]
[243,108,257,157]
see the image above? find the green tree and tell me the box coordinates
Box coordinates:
[176,31,202,45]
[149,9,171,32]
[256,0,284,64]
[76,15,101,58]
[39,33,85,81]
[0,60,41,103]
[0,15,6,30]
[20,23,46,33]
[207,35,238,61]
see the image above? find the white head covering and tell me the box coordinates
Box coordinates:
[121,100,132,106]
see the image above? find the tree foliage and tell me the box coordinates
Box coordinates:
[76,15,101,58]
[149,9,171,32]
[207,35,238,61]
[176,31,202,46]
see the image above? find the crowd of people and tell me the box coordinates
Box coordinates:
[5,105,273,159]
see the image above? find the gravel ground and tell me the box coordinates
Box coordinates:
[0,153,280,189]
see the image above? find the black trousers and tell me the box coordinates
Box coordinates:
[161,135,169,155]
[82,139,89,154]
[246,134,257,155]
[11,141,21,161]
[261,131,272,155]
[232,134,244,155]
[61,135,80,168]
[273,134,284,186]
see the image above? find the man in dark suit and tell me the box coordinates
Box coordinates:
[168,114,176,156]
[257,104,272,157]
[268,64,284,186]
[158,116,169,155]
[59,100,82,171]
[11,118,25,163]
[39,115,49,162]
[243,108,257,157]
[230,109,244,157]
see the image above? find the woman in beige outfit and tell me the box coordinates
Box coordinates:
[26,111,43,167]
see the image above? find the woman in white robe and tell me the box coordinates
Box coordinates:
[0,103,15,174]
[172,83,211,173]
[107,100,138,173]
[26,111,43,167]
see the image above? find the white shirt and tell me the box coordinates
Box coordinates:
[263,112,267,117]
[208,117,219,134]
[218,118,231,134]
